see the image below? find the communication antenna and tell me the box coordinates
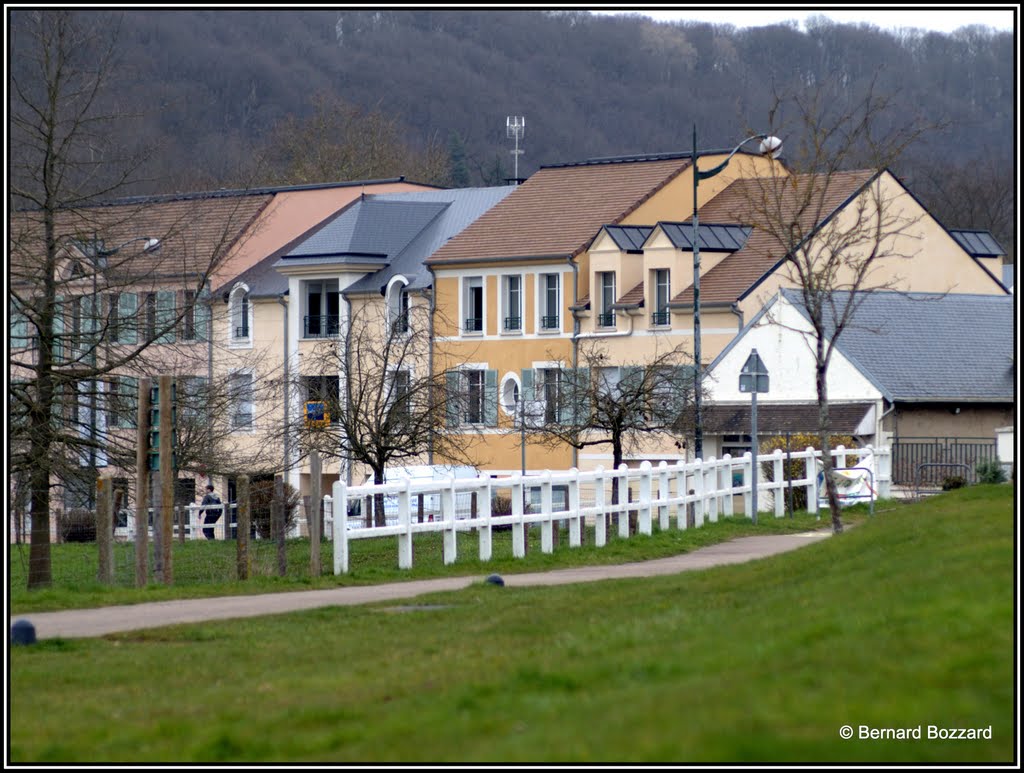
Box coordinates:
[506,116,525,183]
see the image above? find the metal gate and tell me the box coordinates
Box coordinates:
[892,437,997,485]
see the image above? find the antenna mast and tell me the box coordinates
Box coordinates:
[506,116,525,183]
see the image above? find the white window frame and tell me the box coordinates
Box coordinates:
[228,370,255,431]
[386,276,411,336]
[228,283,253,349]
[461,276,485,336]
[500,273,524,334]
[537,272,561,334]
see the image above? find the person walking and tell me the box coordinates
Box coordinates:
[200,483,222,540]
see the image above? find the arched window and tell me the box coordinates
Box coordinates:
[387,277,410,335]
[229,284,252,345]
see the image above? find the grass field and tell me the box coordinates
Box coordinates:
[8,486,1015,763]
[10,506,858,614]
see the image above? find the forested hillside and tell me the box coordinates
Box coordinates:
[10,9,1015,258]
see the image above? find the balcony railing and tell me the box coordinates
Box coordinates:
[503,316,522,332]
[464,317,483,333]
[597,312,616,328]
[304,315,341,339]
[391,314,409,335]
[540,315,560,330]
[234,325,250,339]
[651,310,670,326]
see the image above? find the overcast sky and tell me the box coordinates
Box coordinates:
[589,7,1016,34]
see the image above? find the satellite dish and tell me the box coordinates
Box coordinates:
[759,136,783,159]
[144,237,161,252]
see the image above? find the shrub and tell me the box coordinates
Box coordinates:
[249,479,302,539]
[758,433,856,511]
[59,508,96,543]
[941,475,968,491]
[975,459,1007,485]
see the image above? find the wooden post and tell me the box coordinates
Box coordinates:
[159,375,174,584]
[237,474,250,580]
[96,475,114,584]
[134,378,151,587]
[309,450,321,578]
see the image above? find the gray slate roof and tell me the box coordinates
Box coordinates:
[232,186,514,298]
[783,289,1014,402]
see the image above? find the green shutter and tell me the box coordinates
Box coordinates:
[156,290,176,343]
[10,299,28,348]
[562,367,590,425]
[53,295,65,362]
[484,369,498,426]
[445,370,461,428]
[118,293,138,344]
[521,368,535,401]
[195,290,210,341]
[119,376,139,428]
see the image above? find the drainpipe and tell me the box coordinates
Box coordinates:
[425,274,437,466]
[568,256,580,470]
[342,292,353,486]
[730,302,744,331]
[276,295,290,489]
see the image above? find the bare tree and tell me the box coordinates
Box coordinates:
[8,11,262,587]
[518,339,699,508]
[254,92,451,187]
[738,77,938,531]
[298,303,473,526]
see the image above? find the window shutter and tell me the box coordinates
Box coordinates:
[10,299,28,347]
[118,293,137,344]
[445,370,461,428]
[562,367,590,425]
[156,290,176,343]
[195,290,210,341]
[53,295,65,362]
[484,369,498,426]
[521,368,535,401]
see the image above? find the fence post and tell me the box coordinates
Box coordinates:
[721,454,734,517]
[675,464,687,530]
[704,457,718,523]
[511,475,526,558]
[693,458,704,528]
[594,466,607,547]
[309,450,322,576]
[478,474,493,562]
[806,447,819,517]
[332,481,348,574]
[237,474,251,580]
[773,449,785,518]
[540,471,554,553]
[836,444,848,472]
[875,445,892,499]
[568,468,581,547]
[398,477,413,569]
[657,461,670,531]
[743,452,753,518]
[615,464,628,538]
[96,475,114,584]
[442,477,457,565]
[638,461,653,535]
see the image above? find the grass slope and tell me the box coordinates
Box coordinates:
[8,486,1014,763]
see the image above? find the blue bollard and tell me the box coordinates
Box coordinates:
[11,619,37,646]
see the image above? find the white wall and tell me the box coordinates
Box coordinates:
[704,296,883,404]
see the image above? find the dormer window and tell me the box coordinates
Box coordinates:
[387,279,410,335]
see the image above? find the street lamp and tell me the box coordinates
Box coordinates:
[739,348,769,524]
[691,127,782,460]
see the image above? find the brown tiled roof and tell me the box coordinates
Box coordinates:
[10,193,272,283]
[426,157,692,264]
[613,281,645,308]
[673,170,876,305]
[704,402,874,435]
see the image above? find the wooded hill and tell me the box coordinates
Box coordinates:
[10,9,1016,258]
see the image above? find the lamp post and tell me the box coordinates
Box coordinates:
[739,348,769,524]
[691,127,782,460]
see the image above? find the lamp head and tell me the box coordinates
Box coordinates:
[759,135,783,159]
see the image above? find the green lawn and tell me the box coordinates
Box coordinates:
[10,506,856,614]
[8,486,1014,763]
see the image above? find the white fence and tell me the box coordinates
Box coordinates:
[113,503,240,542]
[325,445,891,574]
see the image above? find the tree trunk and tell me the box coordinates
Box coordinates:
[373,466,386,527]
[816,363,844,533]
